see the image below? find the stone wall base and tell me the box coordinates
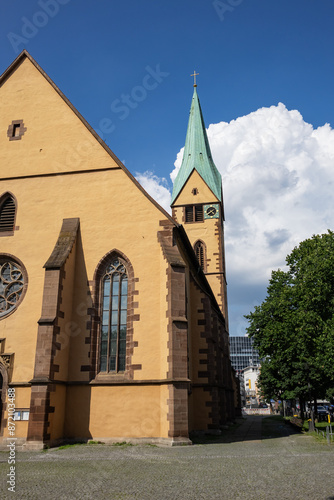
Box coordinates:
[0,437,41,451]
[87,436,193,447]
[0,435,193,451]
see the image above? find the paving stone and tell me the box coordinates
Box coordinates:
[1,416,333,499]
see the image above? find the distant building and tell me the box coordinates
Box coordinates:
[229,336,260,373]
[243,366,260,405]
[236,370,246,407]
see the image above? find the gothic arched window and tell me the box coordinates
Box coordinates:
[0,193,16,234]
[194,240,206,272]
[100,258,128,373]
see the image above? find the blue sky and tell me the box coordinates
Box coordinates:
[1,0,334,335]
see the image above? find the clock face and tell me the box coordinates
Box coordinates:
[206,207,216,217]
[204,204,219,219]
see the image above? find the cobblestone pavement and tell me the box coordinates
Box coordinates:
[1,416,334,500]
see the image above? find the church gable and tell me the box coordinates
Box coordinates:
[0,53,161,216]
[172,169,220,207]
[0,51,174,225]
[0,53,119,178]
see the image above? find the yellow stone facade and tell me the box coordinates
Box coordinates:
[0,51,236,449]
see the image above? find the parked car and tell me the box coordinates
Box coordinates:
[315,406,329,421]
[316,406,328,414]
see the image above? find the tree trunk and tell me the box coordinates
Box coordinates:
[309,410,315,432]
[299,397,304,421]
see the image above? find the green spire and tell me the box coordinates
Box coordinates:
[171,87,222,205]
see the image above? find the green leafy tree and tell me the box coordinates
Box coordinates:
[245,231,334,406]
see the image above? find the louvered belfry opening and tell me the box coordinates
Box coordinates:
[185,206,193,222]
[185,204,203,223]
[0,195,16,232]
[194,241,206,271]
[194,205,203,221]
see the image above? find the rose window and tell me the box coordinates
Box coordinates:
[0,260,25,318]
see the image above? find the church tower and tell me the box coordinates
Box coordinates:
[171,82,228,328]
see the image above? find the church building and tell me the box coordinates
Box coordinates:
[0,51,236,449]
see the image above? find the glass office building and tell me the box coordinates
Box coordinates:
[229,336,260,373]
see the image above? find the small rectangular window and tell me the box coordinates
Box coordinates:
[14,409,30,420]
[13,124,21,137]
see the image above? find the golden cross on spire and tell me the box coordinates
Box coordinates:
[191,70,199,87]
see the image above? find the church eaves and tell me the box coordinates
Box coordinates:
[171,87,222,205]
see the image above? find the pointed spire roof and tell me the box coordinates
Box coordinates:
[171,87,222,205]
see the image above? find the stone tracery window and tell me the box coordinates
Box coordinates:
[0,259,25,318]
[100,258,128,373]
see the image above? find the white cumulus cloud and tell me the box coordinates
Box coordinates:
[135,170,172,213]
[138,103,334,335]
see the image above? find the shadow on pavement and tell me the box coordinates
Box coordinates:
[190,415,301,444]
